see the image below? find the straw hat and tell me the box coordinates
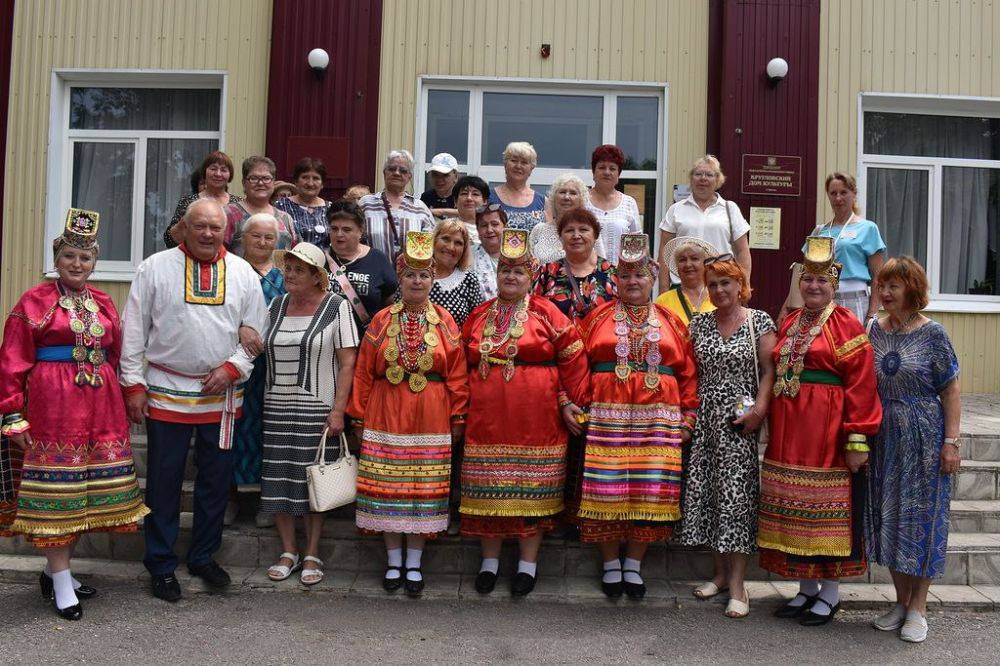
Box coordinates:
[661,235,719,277]
[274,242,330,289]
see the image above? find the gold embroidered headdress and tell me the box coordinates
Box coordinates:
[800,235,842,290]
[497,229,535,273]
[53,208,100,257]
[396,230,435,274]
[616,233,658,278]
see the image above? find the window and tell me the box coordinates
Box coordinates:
[417,78,666,241]
[47,72,225,279]
[859,95,1000,311]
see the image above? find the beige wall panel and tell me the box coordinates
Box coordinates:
[375,0,709,193]
[1,0,273,316]
[819,0,1000,392]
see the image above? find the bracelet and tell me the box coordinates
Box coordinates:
[557,392,572,408]
[845,442,870,453]
[944,437,960,447]
[846,433,867,444]
[1,417,30,436]
[2,412,24,425]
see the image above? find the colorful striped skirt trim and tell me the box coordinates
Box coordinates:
[757,461,853,557]
[0,437,149,546]
[577,402,683,522]
[577,518,672,544]
[356,428,451,534]
[459,441,567,518]
[460,515,559,539]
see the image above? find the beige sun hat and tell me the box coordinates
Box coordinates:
[274,242,330,289]
[662,235,720,277]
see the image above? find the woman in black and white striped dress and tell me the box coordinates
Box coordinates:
[260,243,359,586]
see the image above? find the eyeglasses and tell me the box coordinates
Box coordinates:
[475,203,503,215]
[385,166,411,175]
[692,171,717,179]
[246,176,274,185]
[703,252,734,266]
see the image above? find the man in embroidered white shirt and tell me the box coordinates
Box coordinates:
[120,199,267,602]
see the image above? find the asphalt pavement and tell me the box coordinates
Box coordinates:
[0,580,997,664]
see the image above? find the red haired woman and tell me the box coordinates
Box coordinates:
[678,255,776,618]
[585,144,641,264]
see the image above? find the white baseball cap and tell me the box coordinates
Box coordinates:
[428,153,459,174]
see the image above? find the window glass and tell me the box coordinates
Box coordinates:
[866,167,929,267]
[482,93,603,168]
[616,97,659,170]
[71,142,135,261]
[426,90,469,163]
[864,112,1000,159]
[70,87,220,131]
[144,138,219,257]
[940,167,1000,295]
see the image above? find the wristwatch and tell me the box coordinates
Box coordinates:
[944,437,961,447]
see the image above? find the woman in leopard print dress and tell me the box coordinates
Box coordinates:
[678,255,776,618]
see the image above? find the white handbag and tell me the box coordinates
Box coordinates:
[305,428,358,512]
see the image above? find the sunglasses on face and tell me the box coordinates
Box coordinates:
[703,252,734,266]
[475,202,503,215]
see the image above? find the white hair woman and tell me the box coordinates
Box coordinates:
[488,141,546,233]
[655,236,719,327]
[529,173,604,263]
[656,155,752,291]
[358,149,434,259]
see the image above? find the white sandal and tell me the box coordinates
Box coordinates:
[725,595,750,618]
[693,581,729,599]
[300,556,324,586]
[267,552,301,581]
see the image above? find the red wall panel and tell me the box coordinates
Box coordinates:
[265,0,383,198]
[709,0,821,317]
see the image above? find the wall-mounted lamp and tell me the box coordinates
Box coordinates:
[308,48,330,79]
[766,57,789,86]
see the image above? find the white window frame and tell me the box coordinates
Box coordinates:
[858,92,1000,313]
[45,69,227,281]
[415,76,668,246]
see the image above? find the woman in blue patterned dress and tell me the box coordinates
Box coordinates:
[229,214,287,527]
[865,257,961,644]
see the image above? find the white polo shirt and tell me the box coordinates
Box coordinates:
[659,194,750,256]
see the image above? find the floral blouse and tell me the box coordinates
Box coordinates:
[532,257,618,323]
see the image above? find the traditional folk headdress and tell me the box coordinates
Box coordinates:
[53,208,100,258]
[616,232,658,279]
[396,230,435,275]
[497,229,536,274]
[800,235,842,291]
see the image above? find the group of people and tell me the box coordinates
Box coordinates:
[0,143,961,646]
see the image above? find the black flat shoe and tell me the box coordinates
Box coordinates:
[799,598,840,626]
[151,573,182,603]
[510,572,536,597]
[622,570,646,600]
[601,579,624,599]
[404,568,424,597]
[40,572,98,600]
[774,593,818,618]
[474,570,497,594]
[383,566,403,593]
[51,595,83,621]
[187,561,231,589]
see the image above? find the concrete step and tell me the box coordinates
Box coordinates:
[3,516,998,586]
[954,460,1000,501]
[962,436,1000,463]
[0,554,997,611]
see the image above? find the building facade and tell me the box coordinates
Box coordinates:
[1,0,998,391]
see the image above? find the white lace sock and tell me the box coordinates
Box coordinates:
[405,548,423,582]
[622,557,643,585]
[789,579,820,607]
[517,560,537,578]
[44,563,81,590]
[479,557,500,575]
[602,559,622,584]
[52,568,79,610]
[385,548,402,580]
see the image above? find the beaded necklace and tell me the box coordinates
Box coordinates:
[383,300,440,393]
[773,302,835,398]
[478,295,530,382]
[613,302,663,391]
[58,283,106,387]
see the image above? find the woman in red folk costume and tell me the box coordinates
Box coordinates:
[0,210,148,620]
[577,234,699,600]
[760,236,882,626]
[460,229,590,597]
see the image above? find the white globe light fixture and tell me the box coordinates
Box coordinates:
[307,48,330,79]
[766,57,789,85]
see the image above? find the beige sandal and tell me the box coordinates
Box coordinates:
[725,595,750,618]
[693,581,729,599]
[300,555,324,586]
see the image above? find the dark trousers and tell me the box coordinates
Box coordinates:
[143,418,232,576]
